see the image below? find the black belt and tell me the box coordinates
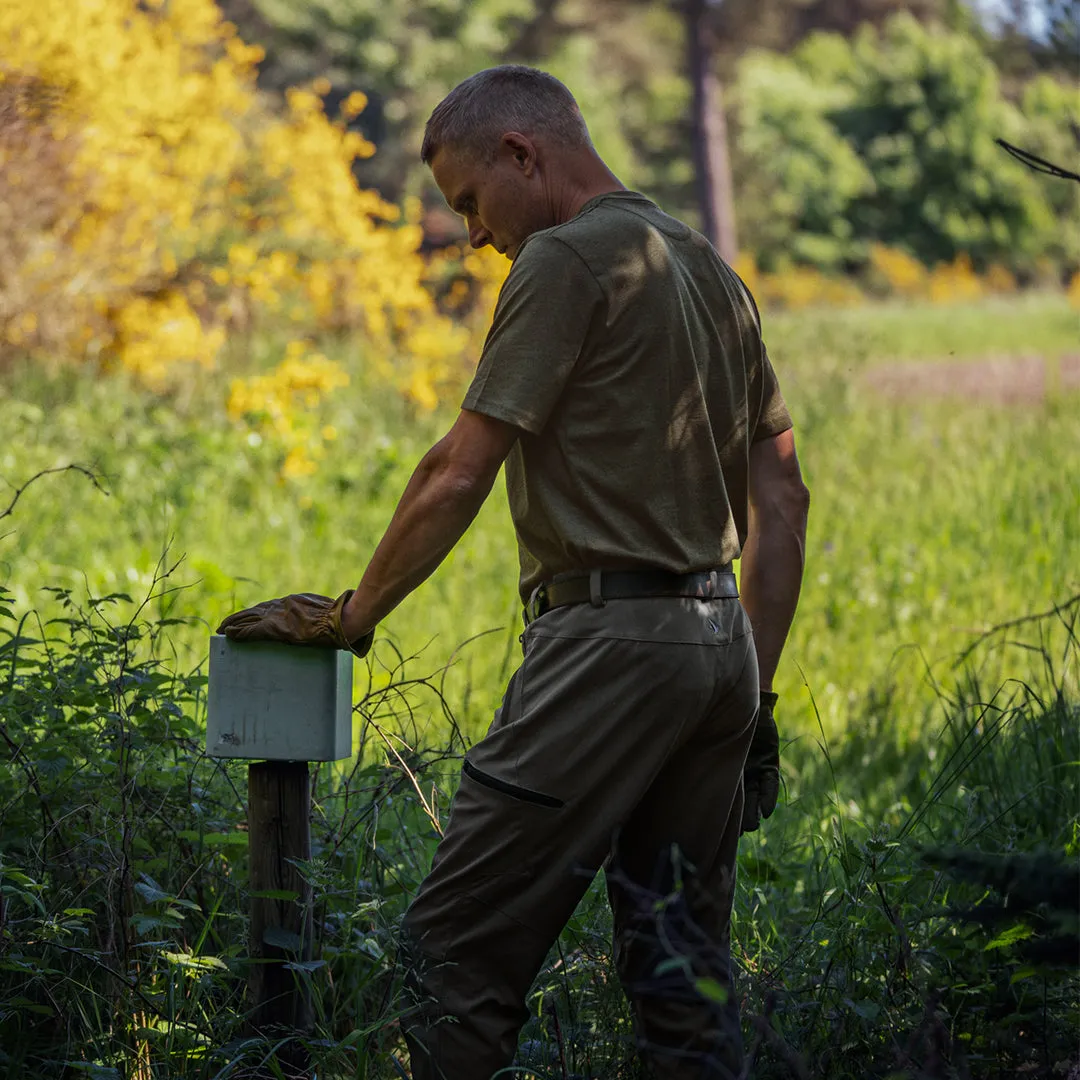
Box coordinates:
[525,567,737,623]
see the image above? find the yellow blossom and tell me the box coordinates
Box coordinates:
[0,0,520,475]
[869,245,926,297]
[342,91,368,119]
[281,446,317,480]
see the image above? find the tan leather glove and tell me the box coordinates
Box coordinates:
[216,590,373,658]
[740,690,780,834]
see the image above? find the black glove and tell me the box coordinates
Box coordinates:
[216,589,373,658]
[740,690,780,834]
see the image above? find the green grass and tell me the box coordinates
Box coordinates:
[1,557,1075,1078]
[2,294,1077,742]
[764,291,1079,368]
[1,293,1078,1077]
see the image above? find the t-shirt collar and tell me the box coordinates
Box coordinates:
[573,189,654,218]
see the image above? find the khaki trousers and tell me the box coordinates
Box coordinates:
[401,594,759,1079]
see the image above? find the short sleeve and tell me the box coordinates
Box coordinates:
[753,344,793,442]
[462,234,603,435]
[724,264,793,443]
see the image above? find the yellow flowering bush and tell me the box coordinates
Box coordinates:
[726,254,865,310]
[114,291,227,385]
[460,247,509,327]
[983,263,1018,295]
[1,0,258,376]
[927,254,985,305]
[759,266,864,310]
[1069,271,1080,310]
[227,341,349,478]
[0,0,500,428]
[391,242,507,412]
[731,253,763,300]
[734,247,1028,310]
[868,244,927,298]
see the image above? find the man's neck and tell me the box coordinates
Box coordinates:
[549,150,627,225]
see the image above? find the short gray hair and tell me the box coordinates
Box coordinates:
[421,66,591,165]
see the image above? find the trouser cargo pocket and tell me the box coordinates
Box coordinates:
[461,758,565,809]
[402,596,758,1080]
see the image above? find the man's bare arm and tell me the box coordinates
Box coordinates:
[739,428,810,691]
[339,409,520,639]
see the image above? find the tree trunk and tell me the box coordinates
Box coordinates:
[507,0,565,60]
[685,0,738,263]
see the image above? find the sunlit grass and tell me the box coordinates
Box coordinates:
[1,292,1078,1077]
[4,294,1077,744]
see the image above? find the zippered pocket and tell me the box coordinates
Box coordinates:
[462,759,564,809]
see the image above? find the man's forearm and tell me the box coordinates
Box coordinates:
[340,441,495,639]
[739,500,808,692]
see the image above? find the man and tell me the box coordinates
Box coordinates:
[219,66,809,1078]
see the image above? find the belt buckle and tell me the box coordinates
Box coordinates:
[525,582,548,625]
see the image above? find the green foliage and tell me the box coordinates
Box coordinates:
[838,15,1057,270]
[1043,0,1080,69]
[236,0,688,227]
[733,15,1075,275]
[556,2,698,223]
[0,578,246,1072]
[1016,74,1080,268]
[1,297,1079,1074]
[732,50,873,270]
[738,644,1080,1078]
[0,574,1075,1075]
[240,0,551,198]
[0,571,458,1074]
[925,847,1080,968]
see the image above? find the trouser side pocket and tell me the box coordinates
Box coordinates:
[462,759,565,809]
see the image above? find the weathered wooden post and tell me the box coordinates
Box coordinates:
[207,636,353,1071]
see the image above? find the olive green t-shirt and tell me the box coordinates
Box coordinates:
[462,190,792,603]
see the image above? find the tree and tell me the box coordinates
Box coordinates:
[1013,74,1080,267]
[685,0,738,260]
[965,0,1080,81]
[217,0,1073,273]
[218,0,558,201]
[708,0,949,70]
[731,49,872,269]
[731,15,1069,274]
[1041,0,1080,68]
[834,15,1059,269]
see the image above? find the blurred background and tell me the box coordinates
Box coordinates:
[0,0,1077,726]
[221,0,1080,282]
[1,0,1078,389]
[1,4,1078,1076]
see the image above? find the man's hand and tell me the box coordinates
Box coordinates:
[740,691,780,834]
[216,590,373,658]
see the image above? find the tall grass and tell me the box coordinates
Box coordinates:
[0,554,1075,1077]
[1,294,1078,1075]
[2,295,1077,741]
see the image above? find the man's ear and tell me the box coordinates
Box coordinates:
[502,132,536,175]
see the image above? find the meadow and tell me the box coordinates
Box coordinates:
[0,292,1077,1077]
[4,292,1077,739]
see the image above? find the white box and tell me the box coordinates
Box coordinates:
[207,635,353,761]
